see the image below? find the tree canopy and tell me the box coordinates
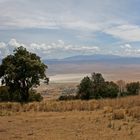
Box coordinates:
[0,46,47,102]
[78,73,119,100]
[126,82,140,95]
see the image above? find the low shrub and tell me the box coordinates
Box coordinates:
[101,82,119,98]
[59,95,78,101]
[120,91,129,97]
[0,86,43,102]
[126,82,140,95]
[0,86,10,101]
[28,90,43,102]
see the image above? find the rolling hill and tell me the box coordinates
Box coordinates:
[44,54,140,64]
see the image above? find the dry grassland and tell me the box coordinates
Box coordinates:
[0,95,140,140]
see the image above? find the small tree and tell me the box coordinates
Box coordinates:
[77,76,94,100]
[102,81,119,98]
[0,46,47,102]
[77,73,119,100]
[126,82,140,95]
[91,73,105,99]
[91,72,105,84]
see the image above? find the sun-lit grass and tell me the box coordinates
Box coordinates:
[0,95,139,114]
[0,95,139,140]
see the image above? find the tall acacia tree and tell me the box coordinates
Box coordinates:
[0,46,47,102]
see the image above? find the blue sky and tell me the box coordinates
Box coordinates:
[0,0,140,59]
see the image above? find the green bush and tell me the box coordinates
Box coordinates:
[101,82,119,98]
[0,86,43,102]
[0,86,10,101]
[11,90,22,102]
[120,91,129,97]
[28,90,43,102]
[77,76,94,100]
[59,95,78,101]
[126,82,140,95]
[77,73,119,100]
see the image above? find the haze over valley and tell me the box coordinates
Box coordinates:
[46,54,140,83]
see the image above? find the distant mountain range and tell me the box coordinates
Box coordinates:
[1,54,140,65]
[44,54,140,64]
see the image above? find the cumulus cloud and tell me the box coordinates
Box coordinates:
[124,49,140,55]
[0,42,10,58]
[120,44,132,49]
[8,39,21,47]
[0,39,100,59]
[119,43,140,56]
[28,39,100,57]
[1,39,140,59]
[0,42,6,48]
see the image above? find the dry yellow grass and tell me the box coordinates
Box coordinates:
[0,95,139,113]
[0,111,140,140]
[0,95,140,140]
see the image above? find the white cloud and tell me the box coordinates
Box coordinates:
[1,39,140,59]
[58,40,64,45]
[119,43,140,56]
[1,0,140,45]
[124,49,140,55]
[0,42,6,48]
[120,43,132,49]
[125,44,132,49]
[29,40,100,55]
[8,38,21,47]
[104,24,140,42]
[0,0,127,32]
[0,0,140,46]
[0,42,10,58]
[0,39,100,59]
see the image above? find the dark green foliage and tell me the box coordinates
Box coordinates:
[0,86,10,101]
[28,90,43,102]
[44,77,49,85]
[77,76,94,100]
[120,91,129,97]
[0,46,47,102]
[59,95,78,101]
[92,73,105,99]
[91,72,105,84]
[0,86,43,102]
[126,82,140,95]
[0,86,23,102]
[78,72,140,100]
[78,73,119,100]
[101,82,119,98]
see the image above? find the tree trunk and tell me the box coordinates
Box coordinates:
[21,80,29,102]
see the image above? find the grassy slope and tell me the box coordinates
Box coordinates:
[0,95,140,140]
